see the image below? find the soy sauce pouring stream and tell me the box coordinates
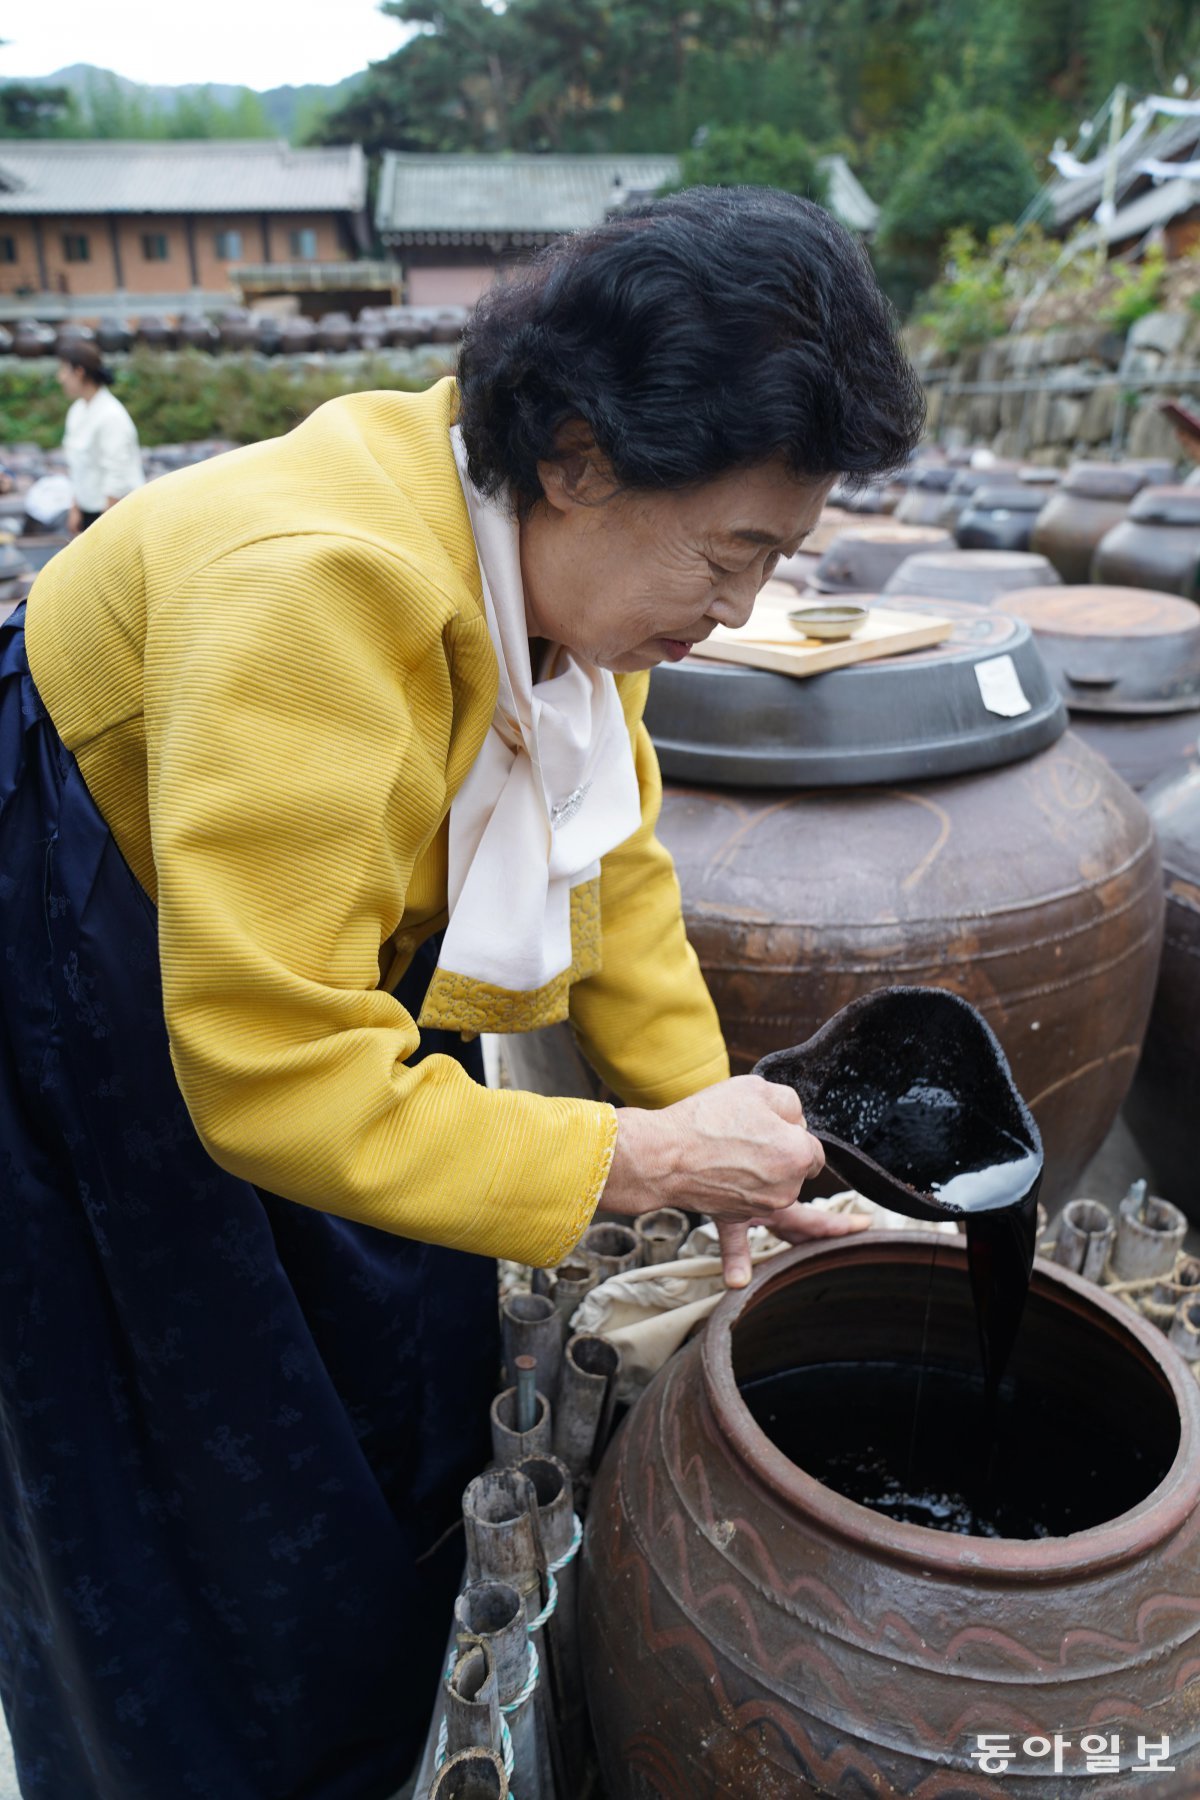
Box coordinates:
[755,986,1044,1510]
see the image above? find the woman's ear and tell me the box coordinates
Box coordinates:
[536,418,618,514]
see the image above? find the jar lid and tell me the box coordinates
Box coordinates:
[1063,462,1149,501]
[882,549,1061,604]
[644,598,1066,787]
[909,466,956,492]
[967,484,1049,514]
[1127,484,1200,526]
[810,524,954,594]
[1001,585,1200,713]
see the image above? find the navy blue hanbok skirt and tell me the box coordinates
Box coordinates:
[0,607,498,1799]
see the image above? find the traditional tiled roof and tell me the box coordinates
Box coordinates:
[377,150,878,241]
[819,153,879,233]
[1074,175,1200,248]
[1048,112,1200,231]
[377,153,680,240]
[0,140,367,215]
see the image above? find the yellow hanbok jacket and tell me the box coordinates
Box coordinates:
[26,378,730,1267]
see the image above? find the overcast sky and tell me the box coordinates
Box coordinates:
[0,0,406,90]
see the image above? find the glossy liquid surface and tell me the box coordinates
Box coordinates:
[858,1082,1040,1213]
[741,1360,1172,1538]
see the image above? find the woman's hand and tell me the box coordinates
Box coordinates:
[602,1076,869,1287]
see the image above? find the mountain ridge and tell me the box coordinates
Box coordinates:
[7,63,365,140]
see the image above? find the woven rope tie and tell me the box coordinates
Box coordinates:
[503,1640,540,1716]
[548,1511,583,1576]
[525,1509,583,1634]
[525,1570,558,1634]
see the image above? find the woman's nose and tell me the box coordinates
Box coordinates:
[708,578,759,630]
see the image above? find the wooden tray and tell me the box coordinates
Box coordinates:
[687,582,953,678]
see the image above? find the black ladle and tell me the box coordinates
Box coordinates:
[754,986,1043,1224]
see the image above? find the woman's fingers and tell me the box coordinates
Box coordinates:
[766,1201,872,1242]
[752,1075,807,1125]
[716,1219,754,1289]
[717,1205,873,1289]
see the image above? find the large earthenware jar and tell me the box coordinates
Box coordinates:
[178,312,219,352]
[1124,763,1200,1217]
[13,323,55,359]
[645,737,1158,1206]
[582,1234,1200,1798]
[218,309,257,352]
[808,523,953,594]
[956,481,1052,552]
[316,311,357,352]
[506,710,1162,1207]
[135,314,176,350]
[893,464,955,526]
[1000,586,1200,791]
[1093,486,1200,601]
[1032,464,1148,584]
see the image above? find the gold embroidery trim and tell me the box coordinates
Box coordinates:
[417,878,602,1036]
[540,1104,619,1270]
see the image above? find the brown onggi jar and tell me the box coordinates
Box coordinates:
[1032,464,1151,585]
[1093,486,1200,602]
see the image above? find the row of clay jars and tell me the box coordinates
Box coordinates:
[1124,762,1200,1218]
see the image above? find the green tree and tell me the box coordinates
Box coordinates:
[671,123,830,199]
[0,82,77,137]
[169,87,271,139]
[874,107,1039,310]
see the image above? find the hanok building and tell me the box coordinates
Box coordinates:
[0,139,372,317]
[376,152,879,307]
[1047,107,1200,259]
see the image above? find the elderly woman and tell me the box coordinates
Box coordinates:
[0,188,923,1797]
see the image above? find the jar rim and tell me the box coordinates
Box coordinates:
[701,1231,1200,1579]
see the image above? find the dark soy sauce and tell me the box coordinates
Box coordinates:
[858,1081,1040,1413]
[754,990,1049,1534]
[741,1360,1170,1539]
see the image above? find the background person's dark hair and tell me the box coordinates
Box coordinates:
[58,341,115,387]
[457,186,925,514]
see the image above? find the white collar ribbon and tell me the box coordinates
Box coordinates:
[430,428,642,1016]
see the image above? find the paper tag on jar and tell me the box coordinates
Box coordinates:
[975,654,1031,718]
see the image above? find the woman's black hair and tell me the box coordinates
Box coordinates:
[457,185,925,513]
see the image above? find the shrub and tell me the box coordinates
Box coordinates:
[669,124,830,203]
[917,229,1008,355]
[1100,244,1167,332]
[0,349,441,450]
[874,109,1039,313]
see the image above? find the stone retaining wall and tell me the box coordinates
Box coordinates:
[915,310,1200,465]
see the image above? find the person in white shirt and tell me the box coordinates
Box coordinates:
[56,342,145,533]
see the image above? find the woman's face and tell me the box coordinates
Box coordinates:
[519,454,834,672]
[56,361,90,401]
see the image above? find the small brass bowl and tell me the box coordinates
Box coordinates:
[787,603,870,642]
